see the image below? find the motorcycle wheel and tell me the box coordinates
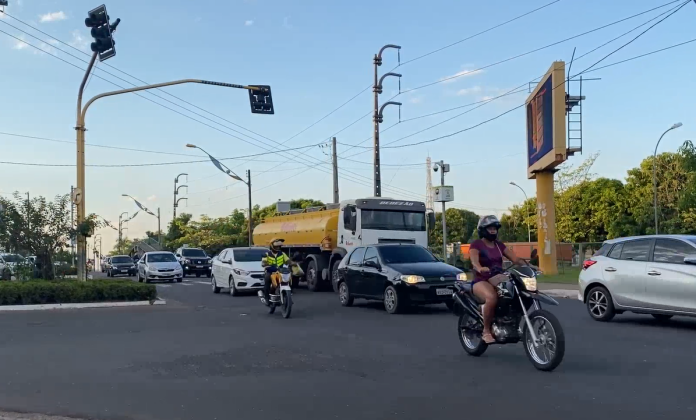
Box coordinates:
[282,291,293,319]
[458,314,487,356]
[523,309,566,372]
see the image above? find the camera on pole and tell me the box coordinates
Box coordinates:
[248,85,274,115]
[84,4,120,61]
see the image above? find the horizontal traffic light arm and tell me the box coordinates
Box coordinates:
[80,79,267,122]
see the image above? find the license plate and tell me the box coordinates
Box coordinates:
[436,288,452,296]
[197,266,204,268]
[120,269,128,273]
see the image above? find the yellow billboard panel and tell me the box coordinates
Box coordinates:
[526,61,567,179]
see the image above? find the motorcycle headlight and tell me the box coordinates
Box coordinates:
[456,273,468,281]
[400,275,425,284]
[522,277,537,292]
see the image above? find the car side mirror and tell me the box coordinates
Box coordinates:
[684,256,696,265]
[427,212,436,230]
[364,260,380,270]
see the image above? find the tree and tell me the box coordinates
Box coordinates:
[429,208,480,250]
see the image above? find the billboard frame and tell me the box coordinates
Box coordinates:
[526,61,567,179]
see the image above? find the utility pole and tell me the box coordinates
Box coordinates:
[26,192,30,232]
[373,44,402,197]
[157,207,161,246]
[118,212,127,254]
[70,185,75,265]
[247,170,253,246]
[433,160,452,260]
[332,137,339,203]
[174,173,188,219]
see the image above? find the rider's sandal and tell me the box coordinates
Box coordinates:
[482,333,495,344]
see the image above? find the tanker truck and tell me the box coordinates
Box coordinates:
[253,198,435,292]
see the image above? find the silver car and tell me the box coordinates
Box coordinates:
[579,235,696,322]
[137,251,183,283]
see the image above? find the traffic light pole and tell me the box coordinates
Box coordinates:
[74,75,266,281]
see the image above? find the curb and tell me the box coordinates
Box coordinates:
[0,298,166,312]
[542,289,580,300]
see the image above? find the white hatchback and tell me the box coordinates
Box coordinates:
[211,247,268,295]
[579,235,696,322]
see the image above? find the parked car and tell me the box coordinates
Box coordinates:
[137,251,183,283]
[0,253,26,278]
[211,247,269,295]
[106,255,136,277]
[101,257,109,272]
[336,244,466,314]
[579,235,696,322]
[175,247,212,278]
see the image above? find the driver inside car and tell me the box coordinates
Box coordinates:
[469,215,533,344]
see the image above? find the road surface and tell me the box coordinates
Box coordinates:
[0,276,694,420]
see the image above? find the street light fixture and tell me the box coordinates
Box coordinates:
[509,182,532,243]
[187,144,253,246]
[122,194,161,247]
[653,122,683,234]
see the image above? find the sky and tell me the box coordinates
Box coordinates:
[1,0,695,252]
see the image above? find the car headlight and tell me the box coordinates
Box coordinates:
[522,277,537,292]
[400,275,425,284]
[183,259,191,264]
[456,273,468,281]
[233,268,250,276]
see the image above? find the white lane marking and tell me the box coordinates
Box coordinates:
[180,283,194,286]
[194,281,210,285]
[157,284,171,288]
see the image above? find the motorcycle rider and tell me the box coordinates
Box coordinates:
[469,215,532,344]
[261,238,291,305]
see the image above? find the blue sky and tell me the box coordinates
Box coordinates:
[1,0,695,251]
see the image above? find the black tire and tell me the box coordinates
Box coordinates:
[306,259,320,292]
[206,271,211,278]
[652,314,673,322]
[384,285,405,314]
[106,270,111,277]
[291,276,300,288]
[338,281,354,307]
[523,309,566,372]
[137,271,143,283]
[331,260,341,293]
[458,314,488,356]
[229,276,239,296]
[144,277,150,283]
[282,291,293,319]
[196,273,201,278]
[211,276,221,294]
[176,278,183,283]
[445,300,455,312]
[586,285,616,322]
[269,299,276,314]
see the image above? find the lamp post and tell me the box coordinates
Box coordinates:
[174,173,188,219]
[118,211,138,254]
[653,122,683,234]
[509,182,531,243]
[187,144,253,246]
[122,194,161,247]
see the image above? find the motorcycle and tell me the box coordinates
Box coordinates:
[452,265,565,371]
[258,266,293,318]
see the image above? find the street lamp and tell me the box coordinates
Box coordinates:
[122,194,161,247]
[509,182,532,243]
[653,122,683,234]
[174,173,188,219]
[187,144,253,246]
[118,211,138,254]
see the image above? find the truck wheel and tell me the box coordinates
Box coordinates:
[331,260,341,293]
[306,259,320,292]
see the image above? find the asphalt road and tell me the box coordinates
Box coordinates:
[1,275,695,420]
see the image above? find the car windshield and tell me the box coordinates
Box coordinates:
[149,253,177,263]
[378,246,437,264]
[2,254,25,263]
[233,248,269,262]
[182,249,207,257]
[360,210,426,231]
[111,256,132,264]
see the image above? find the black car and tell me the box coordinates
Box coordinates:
[106,255,136,277]
[336,244,466,314]
[176,247,212,277]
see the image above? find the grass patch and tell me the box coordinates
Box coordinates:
[537,266,581,284]
[0,279,157,306]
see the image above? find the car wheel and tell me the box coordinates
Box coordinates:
[176,278,183,283]
[137,271,143,283]
[652,314,673,322]
[229,276,239,296]
[211,275,221,294]
[339,281,354,307]
[331,260,341,293]
[107,270,111,277]
[384,285,404,314]
[586,285,615,322]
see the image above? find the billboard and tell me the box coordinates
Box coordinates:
[526,61,567,179]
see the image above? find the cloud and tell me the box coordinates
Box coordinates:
[439,67,483,84]
[69,30,90,51]
[409,96,424,104]
[282,16,293,29]
[245,20,254,26]
[147,195,157,202]
[47,39,60,46]
[12,35,28,50]
[456,86,483,96]
[39,11,67,23]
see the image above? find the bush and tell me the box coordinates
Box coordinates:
[0,279,157,306]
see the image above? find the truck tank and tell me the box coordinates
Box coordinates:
[253,207,340,251]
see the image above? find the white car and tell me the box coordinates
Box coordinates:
[0,253,26,278]
[579,235,696,322]
[137,251,183,283]
[211,247,269,295]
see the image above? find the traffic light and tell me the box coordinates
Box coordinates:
[0,1,9,7]
[248,85,274,115]
[84,4,119,62]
